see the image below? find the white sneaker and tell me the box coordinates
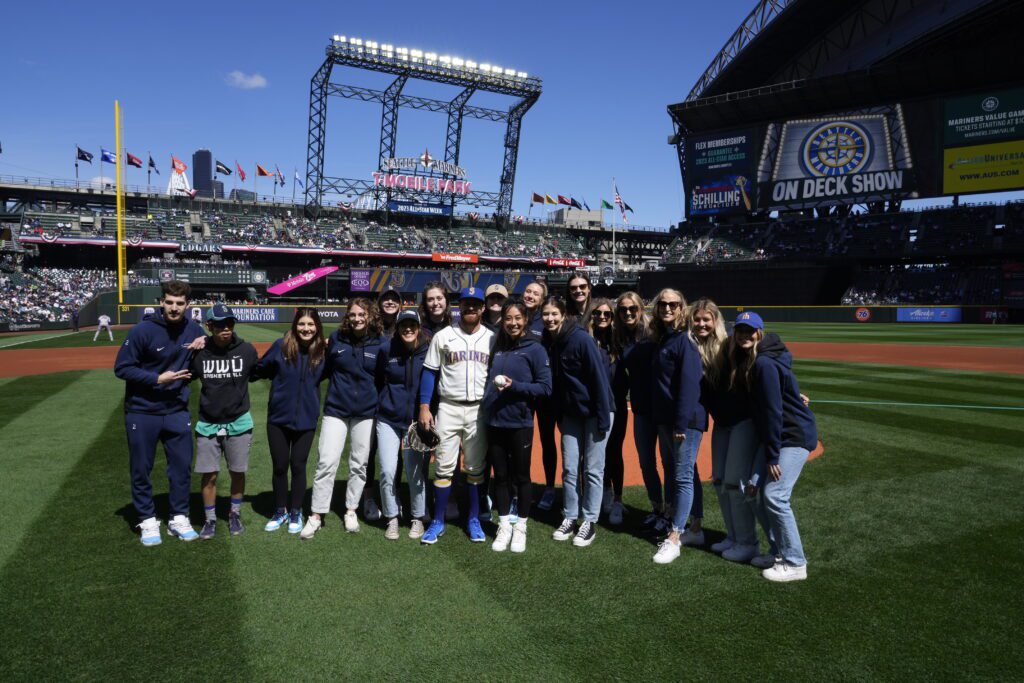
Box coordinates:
[300,515,322,539]
[344,510,360,533]
[710,538,735,554]
[168,515,198,541]
[762,562,808,582]
[492,522,512,552]
[601,487,614,515]
[751,553,779,569]
[722,543,759,563]
[679,528,705,546]
[408,519,425,539]
[510,521,527,553]
[384,517,399,540]
[363,497,381,522]
[608,501,624,526]
[653,539,681,564]
[138,517,161,546]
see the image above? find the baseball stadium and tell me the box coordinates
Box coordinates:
[1,0,1023,679]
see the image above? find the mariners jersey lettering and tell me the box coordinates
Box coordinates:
[424,324,494,402]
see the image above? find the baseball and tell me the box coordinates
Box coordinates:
[494,375,509,389]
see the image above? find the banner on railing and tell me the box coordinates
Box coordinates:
[267,266,339,296]
[432,253,478,264]
[546,258,586,267]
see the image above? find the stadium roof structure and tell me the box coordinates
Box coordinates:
[669,0,1022,134]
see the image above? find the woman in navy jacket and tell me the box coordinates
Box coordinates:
[650,288,707,565]
[302,298,383,539]
[523,280,561,513]
[585,298,627,525]
[730,311,817,582]
[483,300,552,553]
[254,307,327,534]
[543,296,612,548]
[375,310,430,540]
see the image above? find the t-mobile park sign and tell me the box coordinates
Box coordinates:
[372,172,472,195]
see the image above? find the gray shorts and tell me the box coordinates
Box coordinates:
[195,431,253,473]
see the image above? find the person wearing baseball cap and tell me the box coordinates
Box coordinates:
[482,284,509,333]
[374,309,431,540]
[190,303,260,539]
[728,311,817,582]
[379,287,403,340]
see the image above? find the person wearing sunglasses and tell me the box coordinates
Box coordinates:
[585,298,627,524]
[564,274,592,322]
[649,289,708,565]
[613,291,660,529]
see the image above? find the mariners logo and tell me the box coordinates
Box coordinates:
[801,121,871,177]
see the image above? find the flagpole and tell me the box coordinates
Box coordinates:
[611,178,617,274]
[147,150,151,193]
[292,168,296,204]
[75,145,79,189]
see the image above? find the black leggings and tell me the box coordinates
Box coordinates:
[603,405,628,497]
[487,425,534,519]
[536,400,558,488]
[267,424,315,512]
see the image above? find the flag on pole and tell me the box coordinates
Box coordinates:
[148,155,160,174]
[77,147,94,163]
[545,194,557,205]
[172,156,187,174]
[215,161,232,175]
[613,183,631,223]
[557,195,571,206]
[570,197,583,210]
[531,192,544,204]
[276,165,286,187]
[256,164,273,177]
[294,170,304,188]
[126,152,143,168]
[235,161,246,182]
[601,199,614,210]
[582,198,591,210]
[101,149,117,164]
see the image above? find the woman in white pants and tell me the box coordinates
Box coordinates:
[302,299,383,539]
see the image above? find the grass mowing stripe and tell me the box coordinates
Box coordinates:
[0,403,251,681]
[0,371,88,431]
[813,403,1023,447]
[813,399,1024,411]
[0,331,78,348]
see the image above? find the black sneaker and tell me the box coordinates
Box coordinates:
[199,519,216,540]
[229,512,244,536]
[552,518,576,541]
[572,521,596,547]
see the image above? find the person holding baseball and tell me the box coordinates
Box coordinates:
[482,299,552,552]
[543,296,612,547]
[114,280,205,546]
[650,288,707,565]
[255,308,327,535]
[302,298,383,539]
[417,286,494,545]
[374,309,431,540]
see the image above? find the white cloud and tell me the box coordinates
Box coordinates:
[226,70,268,90]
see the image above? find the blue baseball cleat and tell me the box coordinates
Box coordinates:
[467,518,486,543]
[421,519,446,545]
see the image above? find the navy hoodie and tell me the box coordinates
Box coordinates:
[545,321,612,432]
[593,333,627,410]
[651,327,707,433]
[482,337,552,429]
[620,337,656,416]
[323,329,382,419]
[375,337,429,431]
[750,333,818,465]
[114,311,204,415]
[255,338,326,432]
[525,309,545,342]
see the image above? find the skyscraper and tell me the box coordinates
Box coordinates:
[192,149,213,198]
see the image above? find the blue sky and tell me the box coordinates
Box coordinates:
[0,0,758,228]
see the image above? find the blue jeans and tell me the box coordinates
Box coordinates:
[560,414,610,523]
[718,419,760,546]
[634,413,671,509]
[658,425,703,533]
[759,447,809,565]
[375,422,428,520]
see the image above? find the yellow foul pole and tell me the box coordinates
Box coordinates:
[115,101,126,304]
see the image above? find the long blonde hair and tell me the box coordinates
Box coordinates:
[687,298,727,383]
[613,291,651,349]
[584,297,618,361]
[650,288,687,343]
[727,327,765,392]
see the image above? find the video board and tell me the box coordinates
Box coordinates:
[942,87,1024,195]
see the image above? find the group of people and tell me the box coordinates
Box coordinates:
[115,274,816,582]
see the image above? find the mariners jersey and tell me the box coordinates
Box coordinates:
[424,324,494,402]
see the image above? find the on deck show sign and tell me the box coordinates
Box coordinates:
[942,88,1024,194]
[686,129,755,216]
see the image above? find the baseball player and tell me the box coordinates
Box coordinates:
[114,280,205,546]
[417,286,494,544]
[94,313,113,342]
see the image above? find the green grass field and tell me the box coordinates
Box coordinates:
[0,326,1022,679]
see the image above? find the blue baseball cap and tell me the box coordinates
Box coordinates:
[459,286,485,303]
[206,303,236,322]
[396,309,420,326]
[734,311,764,330]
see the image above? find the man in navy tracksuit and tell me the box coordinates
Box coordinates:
[114,281,205,546]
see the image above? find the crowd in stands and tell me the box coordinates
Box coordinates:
[0,267,116,324]
[840,265,1002,305]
